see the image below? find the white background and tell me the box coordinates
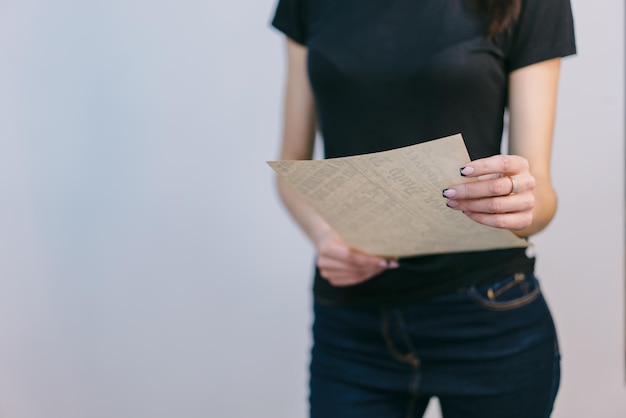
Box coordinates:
[0,1,623,417]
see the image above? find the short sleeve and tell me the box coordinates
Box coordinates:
[505,0,577,72]
[271,0,309,45]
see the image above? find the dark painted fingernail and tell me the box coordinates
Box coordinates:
[460,166,475,176]
[442,189,456,198]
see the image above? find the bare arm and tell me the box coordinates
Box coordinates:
[276,39,324,244]
[443,58,562,237]
[507,58,561,236]
[276,39,396,286]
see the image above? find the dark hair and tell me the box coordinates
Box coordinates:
[473,0,522,37]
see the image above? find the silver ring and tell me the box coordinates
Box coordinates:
[508,175,518,194]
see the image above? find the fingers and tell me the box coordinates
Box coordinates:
[443,173,535,200]
[445,193,535,230]
[445,192,535,214]
[463,209,534,230]
[459,154,528,177]
[443,154,536,230]
[316,232,398,287]
[316,260,386,286]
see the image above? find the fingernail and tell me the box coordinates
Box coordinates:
[442,188,457,198]
[380,260,399,268]
[460,166,474,176]
[446,200,458,208]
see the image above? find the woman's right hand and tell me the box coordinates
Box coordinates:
[315,229,398,287]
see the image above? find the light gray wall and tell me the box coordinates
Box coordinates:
[533,1,626,416]
[0,1,622,417]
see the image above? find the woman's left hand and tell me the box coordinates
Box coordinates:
[442,154,536,230]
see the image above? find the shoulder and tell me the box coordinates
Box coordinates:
[503,0,576,72]
[271,0,311,45]
[515,0,575,31]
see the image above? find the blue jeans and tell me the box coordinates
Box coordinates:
[310,272,560,418]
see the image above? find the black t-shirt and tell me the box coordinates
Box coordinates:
[272,0,576,307]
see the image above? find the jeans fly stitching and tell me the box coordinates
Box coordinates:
[381,310,421,367]
[381,309,422,416]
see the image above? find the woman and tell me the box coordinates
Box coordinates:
[271,0,576,417]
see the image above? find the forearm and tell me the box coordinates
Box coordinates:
[277,176,331,248]
[507,58,562,238]
[277,175,395,284]
[276,39,326,246]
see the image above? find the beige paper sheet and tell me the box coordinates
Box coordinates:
[268,134,527,257]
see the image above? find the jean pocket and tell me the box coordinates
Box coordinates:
[466,272,541,311]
